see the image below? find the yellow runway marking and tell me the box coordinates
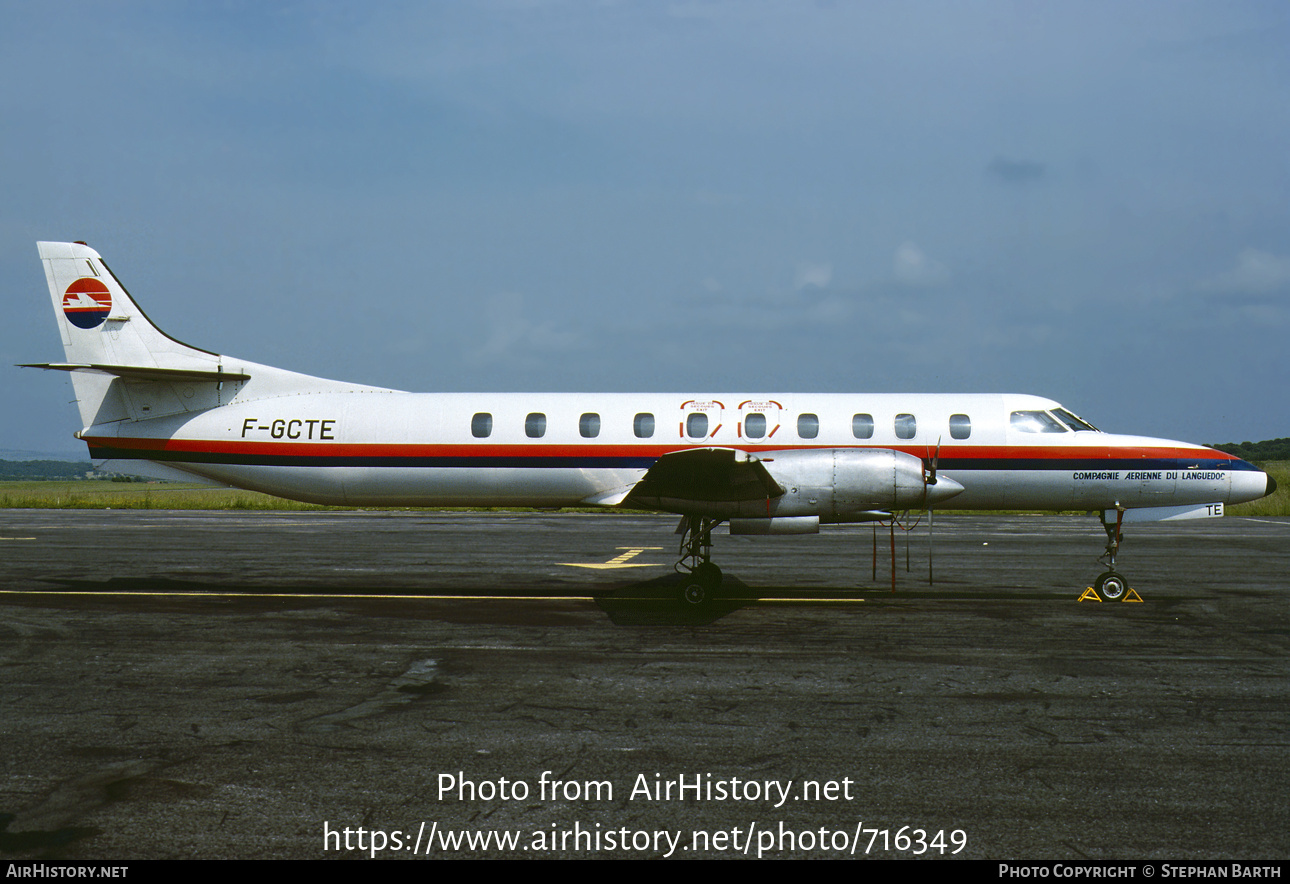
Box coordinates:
[0,590,593,601]
[749,598,867,604]
[559,547,664,570]
[0,589,872,604]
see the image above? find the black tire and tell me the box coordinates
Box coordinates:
[679,563,722,606]
[681,581,708,606]
[1095,571,1127,600]
[691,562,723,590]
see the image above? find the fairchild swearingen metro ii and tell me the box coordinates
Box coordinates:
[24,241,1276,604]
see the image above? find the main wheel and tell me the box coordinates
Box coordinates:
[681,581,708,606]
[1095,571,1127,600]
[691,562,722,589]
[679,563,722,606]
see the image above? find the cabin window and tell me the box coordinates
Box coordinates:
[1010,410,1066,433]
[471,413,492,438]
[579,412,601,438]
[797,413,819,439]
[744,413,767,439]
[634,412,655,438]
[525,412,546,438]
[687,413,709,438]
[895,413,917,439]
[949,413,972,440]
[852,413,874,439]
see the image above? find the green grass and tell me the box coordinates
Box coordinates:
[0,480,343,510]
[1225,460,1289,517]
[2,464,1286,515]
[0,480,616,513]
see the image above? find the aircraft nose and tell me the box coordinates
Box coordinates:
[1229,461,1277,504]
[926,474,965,505]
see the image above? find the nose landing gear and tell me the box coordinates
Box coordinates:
[677,515,723,605]
[1095,508,1128,600]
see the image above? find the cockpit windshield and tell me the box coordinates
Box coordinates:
[1010,410,1068,433]
[1052,408,1099,432]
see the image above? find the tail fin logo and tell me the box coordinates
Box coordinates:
[62,278,113,329]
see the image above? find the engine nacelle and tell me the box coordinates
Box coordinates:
[755,448,962,522]
[628,446,964,521]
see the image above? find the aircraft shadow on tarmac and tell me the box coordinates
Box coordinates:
[587,574,1058,625]
[591,573,766,626]
[37,574,765,625]
[35,574,1076,627]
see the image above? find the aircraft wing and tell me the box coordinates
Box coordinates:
[624,447,785,507]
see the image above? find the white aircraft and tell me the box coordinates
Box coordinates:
[24,241,1276,604]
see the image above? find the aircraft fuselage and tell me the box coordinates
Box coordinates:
[78,390,1266,515]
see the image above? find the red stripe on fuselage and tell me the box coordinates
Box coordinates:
[83,436,1237,463]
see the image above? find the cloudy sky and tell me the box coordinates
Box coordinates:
[2,0,1287,456]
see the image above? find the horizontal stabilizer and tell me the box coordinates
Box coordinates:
[19,362,251,383]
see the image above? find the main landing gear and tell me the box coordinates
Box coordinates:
[1095,508,1128,600]
[677,515,723,606]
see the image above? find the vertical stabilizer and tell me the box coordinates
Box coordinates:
[40,241,222,369]
[35,241,233,427]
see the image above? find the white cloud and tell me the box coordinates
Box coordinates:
[794,261,833,290]
[893,241,950,287]
[1200,248,1290,295]
[468,292,581,366]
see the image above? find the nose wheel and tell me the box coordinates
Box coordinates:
[1095,570,1127,600]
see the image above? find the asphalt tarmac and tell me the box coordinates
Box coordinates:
[0,510,1286,860]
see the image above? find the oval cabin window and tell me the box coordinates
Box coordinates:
[634,413,655,438]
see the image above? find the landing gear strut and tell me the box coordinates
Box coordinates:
[1096,508,1128,600]
[677,515,723,605]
